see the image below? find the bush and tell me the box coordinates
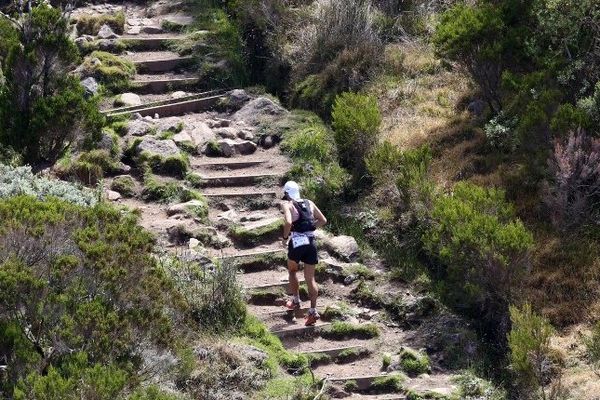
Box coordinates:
[80,51,136,93]
[159,257,246,331]
[451,372,507,400]
[0,6,103,163]
[508,303,556,397]
[0,196,176,393]
[0,164,96,206]
[281,123,337,164]
[542,129,600,231]
[398,348,430,377]
[110,175,136,198]
[75,11,125,35]
[55,149,119,186]
[331,92,381,181]
[423,183,533,344]
[365,141,403,181]
[289,0,383,115]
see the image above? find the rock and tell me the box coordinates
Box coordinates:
[127,120,155,136]
[133,113,143,120]
[126,26,141,35]
[97,24,119,39]
[160,14,194,29]
[344,275,357,285]
[237,130,254,141]
[214,127,238,139]
[172,131,192,144]
[140,25,164,34]
[156,117,184,133]
[234,140,257,155]
[97,39,117,51]
[80,77,99,98]
[218,209,237,222]
[207,119,231,128]
[98,130,116,153]
[227,89,251,110]
[188,238,200,249]
[231,344,268,366]
[261,135,275,149]
[167,200,206,217]
[217,139,236,157]
[127,18,141,26]
[467,99,486,116]
[171,91,187,99]
[106,190,121,201]
[154,113,160,119]
[232,97,288,126]
[115,93,142,107]
[189,122,215,145]
[324,235,360,262]
[137,137,180,158]
[144,116,154,121]
[194,346,210,359]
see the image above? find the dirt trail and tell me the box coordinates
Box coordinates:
[77,1,464,397]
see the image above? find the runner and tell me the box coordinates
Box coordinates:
[281,181,327,326]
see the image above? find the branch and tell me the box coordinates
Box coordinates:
[313,378,328,400]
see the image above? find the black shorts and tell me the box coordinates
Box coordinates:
[288,236,318,265]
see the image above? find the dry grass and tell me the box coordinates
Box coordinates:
[366,42,492,186]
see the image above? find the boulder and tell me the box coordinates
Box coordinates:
[172,131,193,144]
[237,130,254,141]
[260,135,275,149]
[235,140,257,155]
[217,139,236,157]
[167,200,206,217]
[171,91,187,99]
[227,89,251,110]
[97,24,119,39]
[217,139,257,157]
[137,137,180,158]
[207,119,231,128]
[106,190,121,201]
[214,127,238,139]
[97,130,116,154]
[140,25,164,34]
[126,26,141,35]
[188,238,200,249]
[80,77,99,98]
[232,97,288,126]
[156,117,184,133]
[324,235,360,262]
[189,122,215,146]
[127,18,141,26]
[115,93,142,107]
[127,120,155,136]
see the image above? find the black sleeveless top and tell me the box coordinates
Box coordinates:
[291,199,316,233]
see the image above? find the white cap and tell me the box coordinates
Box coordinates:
[283,181,301,200]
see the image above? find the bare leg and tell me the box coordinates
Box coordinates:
[288,259,300,297]
[303,264,318,309]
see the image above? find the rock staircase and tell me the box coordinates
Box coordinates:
[79,2,460,398]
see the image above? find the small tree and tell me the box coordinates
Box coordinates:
[0,3,102,164]
[542,129,600,230]
[331,92,381,182]
[508,303,556,399]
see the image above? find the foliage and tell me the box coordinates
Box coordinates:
[289,0,383,115]
[542,130,600,231]
[280,123,337,164]
[398,348,430,377]
[508,303,556,398]
[366,140,404,181]
[141,173,202,204]
[55,150,120,186]
[370,373,405,393]
[0,196,176,394]
[80,51,136,93]
[159,257,246,331]
[75,11,125,35]
[0,164,97,206]
[0,5,102,163]
[331,92,381,181]
[322,322,380,340]
[423,183,533,344]
[110,175,136,198]
[584,321,600,374]
[451,371,507,400]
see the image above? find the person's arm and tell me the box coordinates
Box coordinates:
[282,202,293,241]
[310,201,327,228]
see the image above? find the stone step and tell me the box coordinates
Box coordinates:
[130,76,200,94]
[271,322,331,339]
[304,345,368,360]
[196,172,283,188]
[344,395,406,400]
[244,279,304,293]
[201,188,279,199]
[193,159,269,171]
[134,55,195,73]
[105,92,227,119]
[119,36,188,51]
[104,90,223,115]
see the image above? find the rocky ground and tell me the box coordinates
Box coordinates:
[69,2,477,398]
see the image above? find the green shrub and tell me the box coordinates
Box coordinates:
[138,151,190,178]
[0,165,96,206]
[343,380,359,392]
[366,140,404,181]
[585,321,600,373]
[451,371,507,400]
[0,196,175,392]
[0,6,103,163]
[508,303,556,395]
[281,123,337,164]
[423,182,533,341]
[55,150,118,186]
[370,373,405,393]
[331,92,381,180]
[322,322,380,340]
[141,174,201,204]
[398,348,430,377]
[336,347,370,364]
[110,175,136,198]
[81,51,136,93]
[75,12,125,35]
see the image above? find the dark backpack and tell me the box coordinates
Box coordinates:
[291,199,316,233]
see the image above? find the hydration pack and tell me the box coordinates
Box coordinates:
[291,199,316,233]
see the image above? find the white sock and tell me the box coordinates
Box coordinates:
[293,295,301,303]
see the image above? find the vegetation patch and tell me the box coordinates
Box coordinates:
[110,175,136,198]
[141,173,202,204]
[370,373,406,394]
[227,252,287,273]
[229,220,284,247]
[322,322,380,340]
[55,149,120,186]
[81,51,136,93]
[336,347,371,364]
[247,288,285,306]
[75,12,125,35]
[398,348,431,377]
